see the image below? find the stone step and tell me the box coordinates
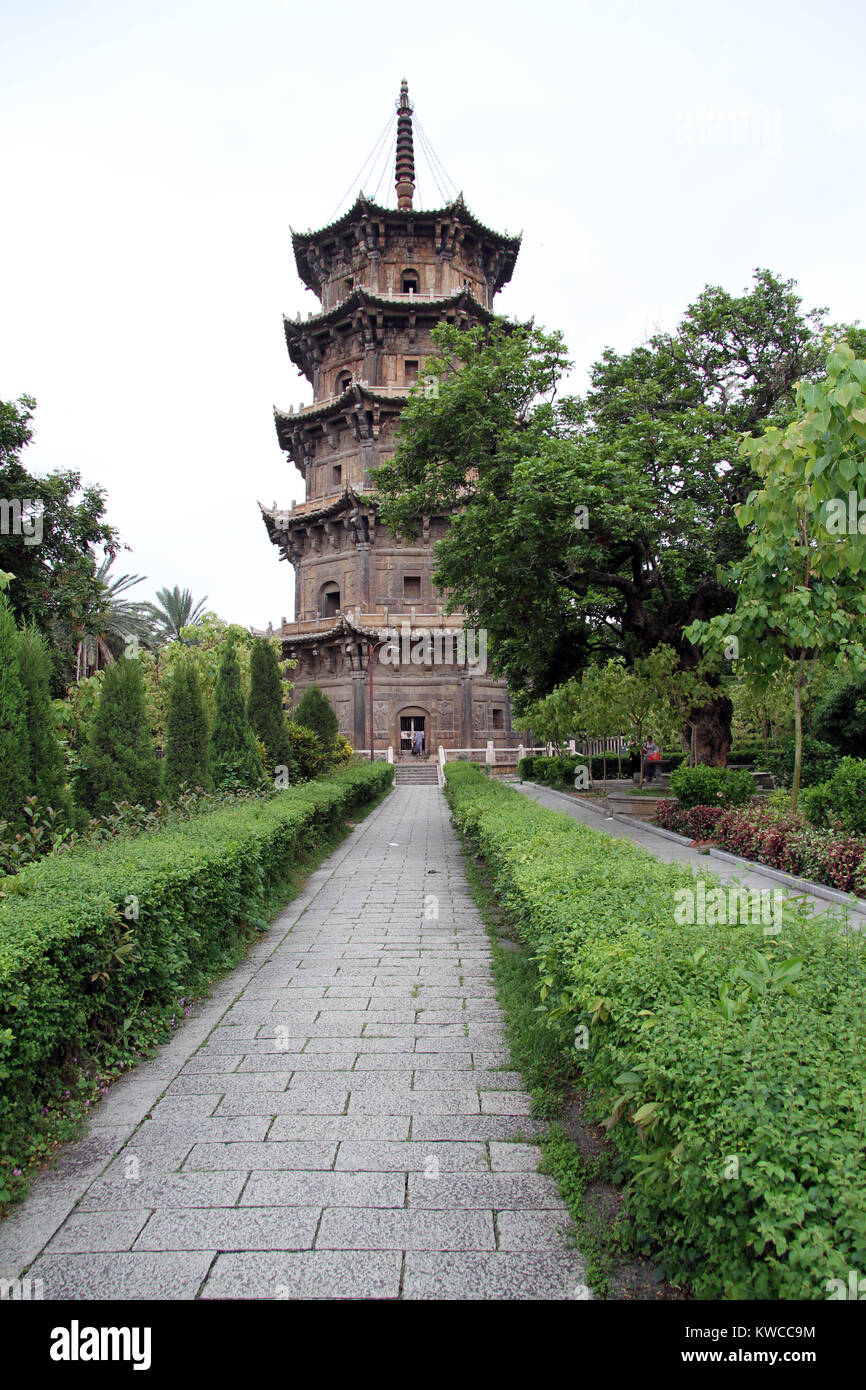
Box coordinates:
[394,765,439,785]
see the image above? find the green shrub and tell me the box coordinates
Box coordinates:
[294,683,339,752]
[16,624,73,825]
[0,598,31,832]
[286,721,327,782]
[444,762,866,1299]
[727,743,773,767]
[812,674,866,758]
[763,736,839,790]
[163,659,210,798]
[210,634,265,789]
[75,657,160,816]
[0,761,393,1199]
[247,638,292,777]
[802,757,866,835]
[669,764,755,809]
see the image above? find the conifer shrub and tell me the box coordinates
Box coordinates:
[15,624,73,826]
[0,598,31,831]
[75,657,159,817]
[294,683,339,753]
[247,638,292,776]
[164,659,210,797]
[209,633,265,789]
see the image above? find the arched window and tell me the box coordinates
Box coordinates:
[335,371,352,395]
[320,583,340,619]
[401,269,420,295]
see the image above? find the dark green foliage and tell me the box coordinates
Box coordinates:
[763,736,839,789]
[444,763,866,1299]
[16,624,73,824]
[0,598,31,830]
[0,761,393,1201]
[76,658,160,816]
[247,638,292,775]
[1,395,119,688]
[802,757,866,835]
[163,659,210,797]
[669,764,755,808]
[812,674,866,758]
[294,683,339,752]
[209,634,265,789]
[286,721,327,782]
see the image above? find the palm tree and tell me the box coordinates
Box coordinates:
[145,586,209,644]
[76,555,156,679]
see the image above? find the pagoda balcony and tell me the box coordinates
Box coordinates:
[261,608,469,640]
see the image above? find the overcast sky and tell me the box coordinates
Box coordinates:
[2,0,864,629]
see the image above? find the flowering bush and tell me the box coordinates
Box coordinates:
[654,800,866,895]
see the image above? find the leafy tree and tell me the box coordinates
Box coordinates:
[686,341,866,810]
[163,659,210,797]
[247,637,292,776]
[140,616,270,746]
[16,623,73,823]
[76,657,160,815]
[0,595,31,830]
[76,553,156,677]
[375,272,854,761]
[811,670,866,757]
[572,662,632,786]
[209,633,265,788]
[1,395,119,686]
[294,683,339,752]
[145,586,208,644]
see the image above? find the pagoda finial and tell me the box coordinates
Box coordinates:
[395,79,415,211]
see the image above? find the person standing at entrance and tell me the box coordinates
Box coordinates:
[413,728,423,757]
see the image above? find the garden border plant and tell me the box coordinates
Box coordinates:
[444,762,866,1300]
[0,760,393,1210]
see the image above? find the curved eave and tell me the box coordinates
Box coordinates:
[259,486,375,532]
[274,382,409,434]
[291,193,521,294]
[275,613,383,647]
[284,285,493,344]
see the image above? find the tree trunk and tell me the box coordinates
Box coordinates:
[791,650,806,813]
[687,694,734,765]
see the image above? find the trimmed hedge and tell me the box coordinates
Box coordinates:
[802,757,866,836]
[518,752,685,785]
[669,764,755,809]
[445,762,866,1299]
[0,761,392,1190]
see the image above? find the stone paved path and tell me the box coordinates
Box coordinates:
[0,785,591,1301]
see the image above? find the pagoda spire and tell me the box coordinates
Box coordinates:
[395,79,415,210]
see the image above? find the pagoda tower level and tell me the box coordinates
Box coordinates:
[260,82,522,755]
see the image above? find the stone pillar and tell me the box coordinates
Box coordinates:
[459,670,472,750]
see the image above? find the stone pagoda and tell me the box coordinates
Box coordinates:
[260,81,521,756]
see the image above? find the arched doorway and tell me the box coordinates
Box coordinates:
[319,582,340,619]
[398,705,430,759]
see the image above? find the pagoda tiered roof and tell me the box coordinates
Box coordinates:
[291,193,521,297]
[282,284,492,379]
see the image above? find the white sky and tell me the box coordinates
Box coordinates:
[2,0,865,629]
